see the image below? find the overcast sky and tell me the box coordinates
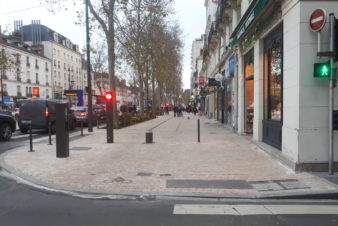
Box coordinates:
[0,0,206,89]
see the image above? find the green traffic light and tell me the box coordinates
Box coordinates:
[314,63,331,78]
[321,65,329,76]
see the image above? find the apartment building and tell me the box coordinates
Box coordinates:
[194,0,338,171]
[0,33,52,105]
[20,22,85,100]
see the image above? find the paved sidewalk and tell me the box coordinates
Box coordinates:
[1,113,338,199]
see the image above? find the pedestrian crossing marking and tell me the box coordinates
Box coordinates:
[173,204,338,215]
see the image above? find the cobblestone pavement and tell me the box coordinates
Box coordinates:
[1,113,337,198]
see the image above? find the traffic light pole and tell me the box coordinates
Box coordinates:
[329,13,335,175]
[106,100,114,143]
[86,0,93,133]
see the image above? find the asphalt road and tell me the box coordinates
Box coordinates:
[1,128,338,226]
[0,175,338,226]
[0,127,86,154]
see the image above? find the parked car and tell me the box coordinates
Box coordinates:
[18,99,76,134]
[0,113,16,141]
[71,105,106,125]
[93,105,106,121]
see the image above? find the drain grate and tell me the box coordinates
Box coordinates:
[137,172,152,176]
[160,174,172,177]
[166,180,253,189]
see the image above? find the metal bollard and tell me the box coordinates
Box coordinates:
[81,120,84,136]
[28,123,34,152]
[48,121,52,145]
[197,119,200,143]
[145,130,153,144]
[97,118,99,129]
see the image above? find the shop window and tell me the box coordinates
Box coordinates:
[263,24,283,149]
[244,49,254,134]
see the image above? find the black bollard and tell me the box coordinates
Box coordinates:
[197,119,200,143]
[81,120,84,136]
[28,123,34,152]
[145,130,153,143]
[97,118,99,129]
[48,121,52,145]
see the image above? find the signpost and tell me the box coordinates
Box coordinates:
[310,9,327,55]
[310,9,327,32]
[311,9,336,175]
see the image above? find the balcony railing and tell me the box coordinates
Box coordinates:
[17,92,22,97]
[2,91,8,96]
[2,75,8,80]
[27,93,32,97]
[45,68,49,72]
[35,65,39,69]
[46,82,50,86]
[26,62,30,67]
[17,77,21,82]
[36,80,40,85]
[27,79,31,84]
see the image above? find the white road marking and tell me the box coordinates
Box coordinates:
[173,204,338,215]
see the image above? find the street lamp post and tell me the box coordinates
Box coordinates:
[86,0,93,132]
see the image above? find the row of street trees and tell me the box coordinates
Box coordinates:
[44,0,183,126]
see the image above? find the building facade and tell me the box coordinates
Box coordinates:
[193,0,338,171]
[0,33,52,105]
[20,22,85,100]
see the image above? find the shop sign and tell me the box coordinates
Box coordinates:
[229,55,235,76]
[231,0,268,46]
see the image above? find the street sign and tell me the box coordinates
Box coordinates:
[310,9,327,32]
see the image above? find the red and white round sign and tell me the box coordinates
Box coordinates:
[309,8,327,32]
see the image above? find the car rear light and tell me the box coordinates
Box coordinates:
[45,110,49,116]
[80,112,87,116]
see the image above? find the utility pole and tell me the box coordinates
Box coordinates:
[86,0,93,132]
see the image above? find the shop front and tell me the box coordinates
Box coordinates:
[262,25,283,149]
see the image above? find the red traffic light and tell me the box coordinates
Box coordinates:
[105,92,113,101]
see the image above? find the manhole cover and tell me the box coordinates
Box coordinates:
[250,181,284,191]
[70,147,91,151]
[278,180,310,190]
[166,180,253,189]
[249,180,310,191]
[137,172,152,176]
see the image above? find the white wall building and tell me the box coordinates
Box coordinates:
[198,0,338,171]
[20,23,85,101]
[0,34,52,104]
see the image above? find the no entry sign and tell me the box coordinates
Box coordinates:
[310,9,327,32]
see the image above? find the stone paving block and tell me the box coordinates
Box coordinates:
[167,180,253,189]
[250,181,284,191]
[278,180,310,190]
